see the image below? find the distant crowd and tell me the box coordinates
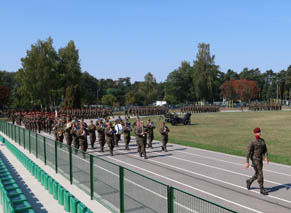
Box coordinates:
[125,106,169,116]
[248,104,282,111]
[181,105,219,113]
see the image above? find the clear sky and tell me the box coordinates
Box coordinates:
[1,1,291,82]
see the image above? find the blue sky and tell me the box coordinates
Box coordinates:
[1,1,291,82]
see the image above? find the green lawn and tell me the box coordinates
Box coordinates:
[132,111,291,165]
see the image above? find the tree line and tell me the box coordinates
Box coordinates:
[1,38,291,110]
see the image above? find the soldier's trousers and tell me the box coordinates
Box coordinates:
[79,139,88,152]
[65,134,72,146]
[124,136,130,150]
[147,135,154,148]
[137,139,146,158]
[98,137,105,151]
[106,140,114,155]
[114,134,121,146]
[73,138,79,153]
[57,135,64,143]
[250,160,264,187]
[89,134,96,148]
[161,138,168,151]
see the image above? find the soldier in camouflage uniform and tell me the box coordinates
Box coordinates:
[146,119,155,149]
[159,121,170,152]
[71,123,79,154]
[88,120,97,149]
[123,121,132,150]
[245,127,269,195]
[97,121,106,152]
[134,121,147,159]
[105,122,115,156]
[77,124,88,153]
[64,118,73,146]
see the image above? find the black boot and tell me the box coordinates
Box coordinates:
[260,187,268,195]
[246,180,252,190]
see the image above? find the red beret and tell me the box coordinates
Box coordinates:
[253,128,261,133]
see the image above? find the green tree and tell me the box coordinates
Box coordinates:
[59,40,82,107]
[163,95,175,105]
[64,85,81,109]
[0,86,10,109]
[139,72,158,105]
[165,61,194,103]
[101,94,117,106]
[193,43,220,102]
[16,37,59,109]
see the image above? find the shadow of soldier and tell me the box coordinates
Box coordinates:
[266,183,291,193]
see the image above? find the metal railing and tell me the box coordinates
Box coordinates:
[0,120,237,213]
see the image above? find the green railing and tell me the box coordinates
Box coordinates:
[0,120,237,213]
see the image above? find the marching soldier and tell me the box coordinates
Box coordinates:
[114,120,123,147]
[57,121,64,143]
[123,121,132,150]
[71,123,79,154]
[146,119,155,149]
[64,118,73,146]
[97,121,106,152]
[245,127,269,195]
[77,124,88,153]
[88,120,97,149]
[134,121,147,159]
[105,122,115,156]
[159,121,170,152]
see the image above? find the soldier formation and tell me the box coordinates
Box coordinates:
[180,105,219,113]
[248,104,282,111]
[125,106,169,117]
[8,110,170,159]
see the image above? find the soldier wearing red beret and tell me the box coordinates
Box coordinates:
[245,127,269,195]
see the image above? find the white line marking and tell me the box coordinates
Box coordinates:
[100,152,262,213]
[172,143,291,169]
[150,149,291,189]
[116,149,291,206]
[93,152,198,213]
[175,150,291,177]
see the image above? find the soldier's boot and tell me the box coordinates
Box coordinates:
[161,146,164,151]
[139,151,142,157]
[246,179,252,190]
[260,187,268,195]
[110,149,113,156]
[101,147,104,152]
[144,154,147,160]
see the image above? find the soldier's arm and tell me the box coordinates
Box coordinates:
[246,141,254,163]
[263,142,269,163]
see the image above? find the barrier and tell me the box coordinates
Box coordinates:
[1,134,93,213]
[0,120,237,213]
[0,139,34,213]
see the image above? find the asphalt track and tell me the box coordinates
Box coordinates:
[36,125,291,213]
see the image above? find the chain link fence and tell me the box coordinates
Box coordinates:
[0,120,237,213]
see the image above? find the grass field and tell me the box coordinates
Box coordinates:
[133,111,291,165]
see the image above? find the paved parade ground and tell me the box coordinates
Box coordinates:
[39,129,291,213]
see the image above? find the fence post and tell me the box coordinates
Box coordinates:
[18,127,21,145]
[36,134,38,158]
[119,166,124,213]
[14,125,16,141]
[55,140,58,173]
[29,131,31,153]
[23,129,26,149]
[69,147,72,184]
[44,137,46,165]
[90,155,94,200]
[167,186,174,213]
